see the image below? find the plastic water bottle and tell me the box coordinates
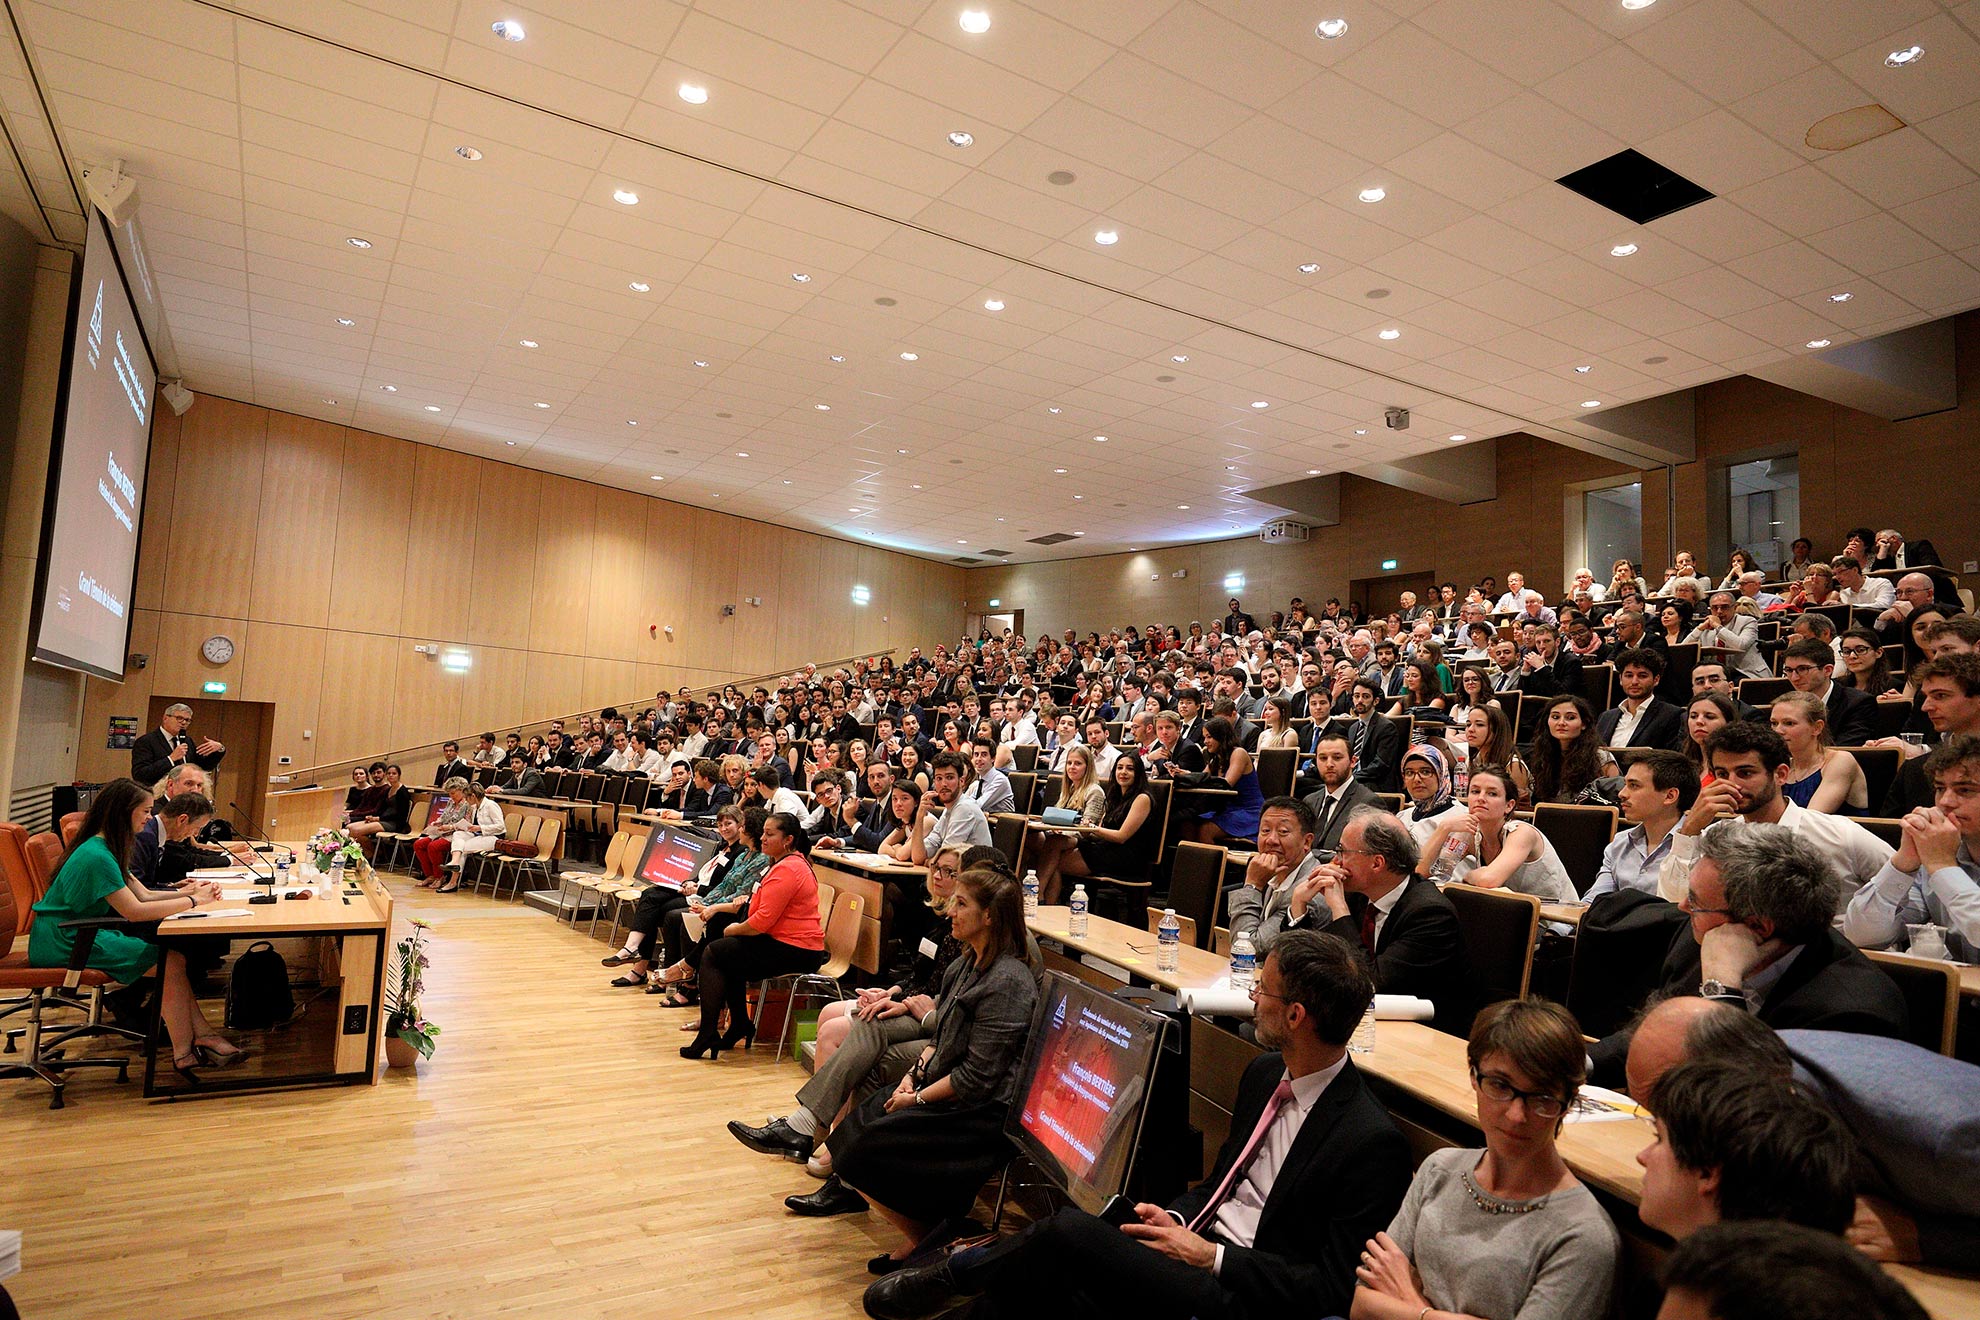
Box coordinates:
[1427,831,1469,884]
[1022,868,1040,916]
[1350,1001,1376,1054]
[1156,908,1180,974]
[1229,930,1256,992]
[1068,884,1089,937]
[275,857,290,885]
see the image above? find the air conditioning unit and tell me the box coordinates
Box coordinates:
[1259,519,1310,544]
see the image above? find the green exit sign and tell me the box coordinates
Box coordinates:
[1381,559,1399,571]
[202,680,228,695]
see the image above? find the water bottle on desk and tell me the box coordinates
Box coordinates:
[1022,868,1040,916]
[1067,884,1089,937]
[1350,1001,1376,1054]
[1156,908,1180,974]
[1427,831,1468,884]
[1229,930,1255,992]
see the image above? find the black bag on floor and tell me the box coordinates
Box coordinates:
[225,940,294,1029]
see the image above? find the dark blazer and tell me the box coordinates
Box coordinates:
[1872,540,1942,571]
[843,797,896,852]
[1883,755,1933,817]
[433,756,474,786]
[1823,681,1878,747]
[1149,739,1206,777]
[495,768,547,798]
[1589,925,1909,1085]
[131,728,223,788]
[1348,713,1404,795]
[1312,878,1466,1034]
[1514,650,1585,701]
[1166,1052,1411,1317]
[1301,780,1384,854]
[1594,697,1687,751]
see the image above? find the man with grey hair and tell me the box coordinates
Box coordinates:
[132,702,226,787]
[1287,807,1465,1032]
[1589,820,1908,1084]
[1684,591,1769,679]
[1735,571,1783,613]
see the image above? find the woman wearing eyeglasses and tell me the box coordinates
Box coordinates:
[1352,998,1618,1320]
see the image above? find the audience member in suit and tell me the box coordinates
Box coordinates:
[131,702,226,788]
[1880,656,1980,814]
[1596,647,1687,751]
[1512,622,1584,701]
[1337,679,1404,795]
[815,762,899,852]
[1870,529,1942,572]
[1287,809,1465,1033]
[433,741,474,786]
[1689,661,1764,721]
[1227,796,1326,949]
[863,931,1412,1320]
[1300,729,1382,853]
[1781,638,1877,747]
[1684,592,1771,679]
[1660,1220,1933,1320]
[490,755,546,798]
[541,731,577,769]
[1587,820,1908,1085]
[1144,711,1205,778]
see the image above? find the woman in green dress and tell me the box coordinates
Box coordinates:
[29,778,247,1080]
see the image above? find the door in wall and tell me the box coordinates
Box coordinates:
[144,696,272,831]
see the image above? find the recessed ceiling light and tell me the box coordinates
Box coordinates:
[1177,504,1190,510]
[1358,186,1386,204]
[693,359,708,367]
[1053,467,1068,474]
[1297,263,1321,274]
[848,506,860,513]
[814,403,831,410]
[336,317,354,327]
[1250,400,1269,409]
[1315,17,1349,38]
[948,130,974,148]
[830,355,845,363]
[783,479,793,485]
[982,297,1004,311]
[519,339,538,348]
[346,237,372,248]
[455,145,483,161]
[1574,364,1592,373]
[898,448,909,454]
[678,83,709,104]
[1072,531,1084,537]
[911,483,921,489]
[533,401,549,409]
[1378,328,1401,340]
[1610,243,1638,257]
[322,397,338,405]
[1885,45,1924,67]
[380,384,397,392]
[792,272,812,282]
[423,403,443,412]
[1047,406,1061,414]
[612,188,639,205]
[957,539,968,545]
[1828,291,1853,303]
[1620,0,1656,9]
[491,19,525,41]
[1170,355,1188,364]
[1581,399,1602,408]
[1093,229,1119,245]
[1093,435,1107,442]
[1306,468,1321,475]
[1806,338,1832,349]
[505,440,516,446]
[628,281,650,292]
[651,475,664,481]
[1226,465,1237,472]
[959,9,991,34]
[1072,494,1083,500]
[899,351,918,361]
[1354,428,1368,435]
[1450,433,1467,442]
[627,420,638,426]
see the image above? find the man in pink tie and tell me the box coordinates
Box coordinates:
[863,931,1413,1320]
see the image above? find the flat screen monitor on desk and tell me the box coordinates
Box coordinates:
[634,824,720,890]
[1007,971,1170,1214]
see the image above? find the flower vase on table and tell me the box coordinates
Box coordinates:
[307,828,364,878]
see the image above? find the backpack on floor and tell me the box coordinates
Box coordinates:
[225,940,294,1030]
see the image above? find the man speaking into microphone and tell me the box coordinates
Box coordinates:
[132,702,226,789]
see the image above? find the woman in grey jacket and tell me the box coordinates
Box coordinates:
[830,865,1038,1274]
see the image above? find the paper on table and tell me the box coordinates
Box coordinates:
[832,851,894,866]
[1564,1084,1649,1124]
[163,907,254,920]
[221,887,316,899]
[1174,987,1435,1022]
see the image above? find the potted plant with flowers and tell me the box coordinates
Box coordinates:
[383,917,440,1068]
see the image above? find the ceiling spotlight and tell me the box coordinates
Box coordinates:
[1581,399,1602,408]
[336,317,354,326]
[1377,328,1401,340]
[346,237,372,248]
[505,440,517,446]
[627,420,638,426]
[628,281,651,292]
[1177,504,1190,510]
[830,355,845,362]
[491,19,525,41]
[380,384,397,392]
[454,145,483,160]
[651,475,664,481]
[898,448,910,454]
[911,483,922,489]
[322,397,338,405]
[1053,467,1068,474]
[1093,229,1119,245]
[1620,0,1656,9]
[1297,263,1320,274]
[1885,45,1924,67]
[947,130,974,148]
[533,401,550,409]
[1806,338,1832,349]
[982,297,1004,311]
[1828,291,1854,303]
[519,339,539,348]
[1450,433,1467,442]
[737,451,749,458]
[1357,186,1386,204]
[612,188,640,205]
[1093,435,1107,442]
[1573,364,1592,373]
[693,359,708,367]
[959,9,991,34]
[678,83,709,104]
[1047,406,1061,414]
[1315,17,1349,38]
[1355,428,1368,435]
[423,404,442,412]
[899,351,918,361]
[1306,468,1321,475]
[792,272,812,282]
[957,539,968,545]
[1250,400,1269,409]
[1072,494,1083,500]
[1072,531,1085,536]
[1610,243,1638,257]
[1171,355,1188,363]
[814,403,831,410]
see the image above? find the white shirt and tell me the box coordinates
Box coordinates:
[1086,742,1121,779]
[765,786,806,818]
[1366,877,1408,946]
[1839,578,1895,609]
[1607,694,1657,748]
[1202,1055,1349,1267]
[1658,801,1894,914]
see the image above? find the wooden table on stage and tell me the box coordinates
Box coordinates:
[1026,904,1229,994]
[147,858,394,1098]
[810,850,925,974]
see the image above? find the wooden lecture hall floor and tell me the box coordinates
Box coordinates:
[6,880,890,1319]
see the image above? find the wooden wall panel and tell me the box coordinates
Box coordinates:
[314,631,399,766]
[76,610,161,784]
[685,506,741,672]
[401,447,481,642]
[585,488,649,662]
[239,620,324,774]
[731,523,784,662]
[248,412,346,627]
[641,498,696,678]
[528,475,594,654]
[163,397,266,619]
[392,642,464,754]
[132,410,179,612]
[328,432,415,635]
[582,657,638,711]
[147,611,247,697]
[524,651,584,723]
[458,645,528,738]
[468,463,541,649]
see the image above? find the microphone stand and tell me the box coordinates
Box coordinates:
[231,800,283,903]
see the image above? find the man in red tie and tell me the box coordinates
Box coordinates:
[863,931,1412,1320]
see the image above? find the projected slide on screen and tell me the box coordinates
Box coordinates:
[33,211,156,681]
[1010,973,1168,1213]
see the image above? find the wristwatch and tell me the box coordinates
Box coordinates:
[1699,979,1741,1002]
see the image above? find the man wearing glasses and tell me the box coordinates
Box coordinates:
[1780,638,1877,748]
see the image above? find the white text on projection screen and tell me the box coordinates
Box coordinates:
[34,217,155,681]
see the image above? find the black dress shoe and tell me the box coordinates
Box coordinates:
[727,1116,815,1162]
[862,1257,973,1320]
[784,1174,868,1217]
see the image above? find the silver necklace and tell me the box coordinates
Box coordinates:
[1463,1168,1548,1216]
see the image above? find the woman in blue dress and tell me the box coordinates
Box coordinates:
[1190,716,1264,845]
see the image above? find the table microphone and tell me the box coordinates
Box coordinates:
[230,800,282,899]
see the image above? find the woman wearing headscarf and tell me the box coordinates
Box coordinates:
[1396,743,1466,849]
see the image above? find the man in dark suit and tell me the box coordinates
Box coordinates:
[1299,729,1382,852]
[1587,819,1907,1085]
[1781,638,1877,747]
[1145,711,1206,778]
[131,702,226,787]
[490,754,547,798]
[1513,622,1584,701]
[1596,647,1687,751]
[1870,529,1941,572]
[863,931,1412,1320]
[433,740,474,786]
[1338,680,1403,794]
[1289,810,1466,1033]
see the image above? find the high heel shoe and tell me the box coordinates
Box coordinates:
[679,1030,724,1060]
[194,1042,250,1068]
[718,1020,756,1052]
[171,1052,203,1086]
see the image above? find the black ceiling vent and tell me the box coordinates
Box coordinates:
[1556,149,1713,224]
[1027,532,1079,546]
[951,556,985,565]
[980,547,1013,558]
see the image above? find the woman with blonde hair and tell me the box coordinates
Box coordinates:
[1028,744,1107,904]
[1771,691,1868,815]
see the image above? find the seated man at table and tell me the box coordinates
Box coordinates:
[1284,808,1465,1032]
[1845,734,1980,962]
[1588,820,1908,1085]
[1228,796,1325,949]
[863,930,1412,1320]
[1587,751,1696,899]
[1659,1221,1931,1320]
[490,753,546,798]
